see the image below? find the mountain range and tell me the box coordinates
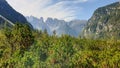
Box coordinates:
[0,0,119,39]
[26,16,87,37]
[0,0,87,37]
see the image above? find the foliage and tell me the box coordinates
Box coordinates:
[0,23,120,68]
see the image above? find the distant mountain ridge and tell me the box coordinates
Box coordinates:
[26,16,87,37]
[83,2,120,39]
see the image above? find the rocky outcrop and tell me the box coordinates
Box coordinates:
[83,2,120,39]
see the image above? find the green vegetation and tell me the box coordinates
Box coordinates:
[0,23,120,68]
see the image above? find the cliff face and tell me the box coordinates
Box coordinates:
[83,2,120,39]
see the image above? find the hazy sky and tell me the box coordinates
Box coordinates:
[6,0,118,21]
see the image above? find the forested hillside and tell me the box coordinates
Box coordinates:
[0,23,120,68]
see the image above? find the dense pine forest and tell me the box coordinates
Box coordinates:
[0,23,120,68]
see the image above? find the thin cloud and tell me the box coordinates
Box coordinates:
[6,0,88,21]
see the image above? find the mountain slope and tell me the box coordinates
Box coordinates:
[83,2,120,39]
[0,0,30,26]
[0,15,14,25]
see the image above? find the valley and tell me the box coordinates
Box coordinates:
[0,0,120,68]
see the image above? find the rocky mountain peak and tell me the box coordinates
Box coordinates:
[83,2,120,39]
[26,16,87,37]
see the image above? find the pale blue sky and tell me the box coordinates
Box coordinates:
[6,0,118,21]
